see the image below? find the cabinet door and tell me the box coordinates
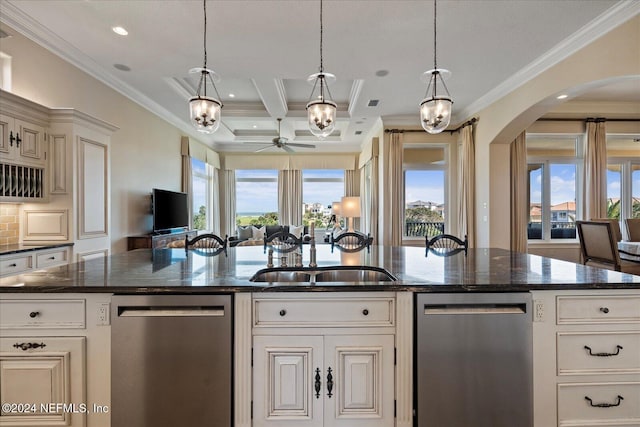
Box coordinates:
[0,113,12,157]
[15,119,45,163]
[254,335,324,427]
[324,335,395,427]
[0,336,86,427]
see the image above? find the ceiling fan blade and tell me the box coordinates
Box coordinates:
[255,145,275,153]
[286,143,316,148]
[282,145,295,153]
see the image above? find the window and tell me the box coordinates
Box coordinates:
[527,136,581,240]
[607,137,640,235]
[191,158,209,230]
[403,146,447,238]
[235,170,278,226]
[302,169,344,230]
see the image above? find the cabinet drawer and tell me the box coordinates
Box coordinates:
[558,382,640,426]
[254,296,395,328]
[557,296,640,324]
[0,299,85,329]
[35,248,70,269]
[557,331,640,375]
[0,254,34,277]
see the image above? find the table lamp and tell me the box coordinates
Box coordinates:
[341,196,361,232]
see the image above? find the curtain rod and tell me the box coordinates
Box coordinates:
[385,117,478,134]
[537,118,640,122]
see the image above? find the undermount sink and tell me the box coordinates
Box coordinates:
[250,266,397,283]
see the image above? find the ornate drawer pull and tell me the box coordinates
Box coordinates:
[314,368,321,399]
[362,309,369,316]
[327,367,334,398]
[600,307,610,314]
[29,311,40,318]
[585,395,623,408]
[8,263,17,267]
[279,309,286,317]
[48,256,56,260]
[13,342,46,351]
[584,345,622,357]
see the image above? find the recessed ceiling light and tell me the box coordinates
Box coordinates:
[375,70,389,77]
[253,125,257,129]
[113,63,131,71]
[112,26,128,36]
[556,94,568,100]
[229,93,235,98]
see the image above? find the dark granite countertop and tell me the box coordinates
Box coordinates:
[0,242,74,256]
[0,246,639,293]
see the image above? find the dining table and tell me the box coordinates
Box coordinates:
[618,240,640,262]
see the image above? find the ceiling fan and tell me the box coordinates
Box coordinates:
[253,118,316,153]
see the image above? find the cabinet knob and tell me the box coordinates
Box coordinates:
[600,307,610,314]
[279,309,287,317]
[29,311,40,318]
[362,309,369,316]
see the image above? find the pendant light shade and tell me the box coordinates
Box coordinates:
[189,0,223,134]
[306,0,337,139]
[420,0,453,134]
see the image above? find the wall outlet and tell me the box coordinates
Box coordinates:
[97,303,110,326]
[533,300,544,322]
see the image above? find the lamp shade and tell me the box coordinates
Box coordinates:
[341,196,361,218]
[189,95,222,134]
[331,201,341,215]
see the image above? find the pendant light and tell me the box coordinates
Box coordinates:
[419,0,453,134]
[306,0,337,139]
[189,0,223,134]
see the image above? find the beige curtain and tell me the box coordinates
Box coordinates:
[457,124,476,247]
[278,170,303,226]
[220,169,236,238]
[210,165,220,234]
[181,138,193,227]
[384,132,404,245]
[369,156,379,240]
[510,131,528,253]
[345,169,361,230]
[584,120,607,220]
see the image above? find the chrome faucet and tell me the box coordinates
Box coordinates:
[267,248,274,268]
[309,235,317,268]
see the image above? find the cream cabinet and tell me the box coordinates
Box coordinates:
[251,293,397,427]
[0,294,112,427]
[0,246,70,278]
[0,113,47,167]
[532,290,640,427]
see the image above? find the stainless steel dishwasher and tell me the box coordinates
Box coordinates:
[416,293,532,427]
[111,294,232,427]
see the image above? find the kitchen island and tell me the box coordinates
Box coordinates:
[1,246,639,427]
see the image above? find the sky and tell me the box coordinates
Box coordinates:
[404,170,444,205]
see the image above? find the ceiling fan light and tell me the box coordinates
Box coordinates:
[189,95,222,134]
[306,99,337,139]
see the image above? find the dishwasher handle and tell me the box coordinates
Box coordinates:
[117,305,226,317]
[424,303,527,315]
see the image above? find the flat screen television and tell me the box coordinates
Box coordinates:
[152,188,189,233]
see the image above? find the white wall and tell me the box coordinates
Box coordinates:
[1,29,191,253]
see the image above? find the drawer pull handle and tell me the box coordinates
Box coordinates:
[13,342,46,351]
[584,345,623,357]
[8,263,17,267]
[600,307,610,314]
[585,395,623,408]
[29,311,40,318]
[326,367,334,398]
[362,309,369,316]
[48,256,56,260]
[314,368,322,399]
[279,309,286,317]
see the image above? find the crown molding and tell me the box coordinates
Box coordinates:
[456,0,640,121]
[348,79,365,117]
[0,1,199,137]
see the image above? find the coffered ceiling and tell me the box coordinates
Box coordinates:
[0,0,638,152]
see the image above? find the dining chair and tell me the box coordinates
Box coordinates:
[576,221,640,274]
[590,218,622,242]
[331,231,373,253]
[185,233,228,256]
[625,218,640,242]
[425,234,468,256]
[264,231,303,253]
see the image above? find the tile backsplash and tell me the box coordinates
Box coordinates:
[0,204,20,245]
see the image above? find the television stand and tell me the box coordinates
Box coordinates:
[127,230,197,250]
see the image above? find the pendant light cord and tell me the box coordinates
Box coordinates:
[433,0,437,70]
[319,0,324,74]
[203,0,208,70]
